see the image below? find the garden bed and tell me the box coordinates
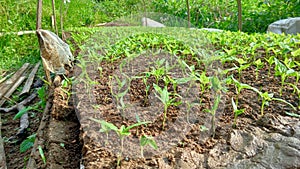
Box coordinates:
[71,27,300,169]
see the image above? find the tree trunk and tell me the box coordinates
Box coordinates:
[237,0,242,31]
[186,0,191,28]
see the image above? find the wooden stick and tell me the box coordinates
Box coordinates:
[51,0,58,35]
[0,63,30,103]
[0,113,7,169]
[0,92,37,113]
[19,62,40,97]
[36,0,43,30]
[0,31,35,37]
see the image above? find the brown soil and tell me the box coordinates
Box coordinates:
[2,96,43,169]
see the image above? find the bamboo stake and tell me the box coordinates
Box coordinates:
[51,0,58,35]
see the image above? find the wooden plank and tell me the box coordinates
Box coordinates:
[0,75,27,107]
[0,63,30,103]
[0,73,13,85]
[19,62,40,97]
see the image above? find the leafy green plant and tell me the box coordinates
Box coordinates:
[231,97,245,128]
[235,58,251,81]
[142,72,151,103]
[109,75,130,116]
[13,106,33,120]
[265,56,275,76]
[231,76,260,106]
[20,134,36,153]
[274,58,297,96]
[258,91,295,116]
[153,84,181,129]
[140,134,158,158]
[206,76,223,138]
[60,76,75,105]
[150,58,167,84]
[287,83,300,109]
[89,118,150,166]
[37,86,47,109]
[254,59,264,80]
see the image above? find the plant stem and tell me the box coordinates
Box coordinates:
[162,105,167,130]
[261,100,265,116]
[211,114,215,138]
[140,146,144,158]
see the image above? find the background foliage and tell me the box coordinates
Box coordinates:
[0,0,299,73]
[1,0,299,33]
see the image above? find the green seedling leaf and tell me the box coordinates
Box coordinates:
[200,72,209,84]
[200,125,209,132]
[20,134,36,153]
[231,98,245,116]
[89,117,119,132]
[274,58,287,75]
[210,76,222,91]
[14,106,33,120]
[231,97,238,111]
[232,77,260,94]
[123,121,151,133]
[272,97,296,110]
[38,145,46,164]
[140,135,158,149]
[285,112,300,118]
[291,48,300,57]
[174,77,191,84]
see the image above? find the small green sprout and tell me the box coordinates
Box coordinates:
[89,118,150,166]
[254,59,264,80]
[140,135,158,158]
[231,97,245,128]
[153,84,182,129]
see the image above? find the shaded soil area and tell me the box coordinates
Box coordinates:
[74,48,300,168]
[1,78,82,169]
[1,97,43,169]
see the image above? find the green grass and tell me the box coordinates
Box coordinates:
[0,34,40,75]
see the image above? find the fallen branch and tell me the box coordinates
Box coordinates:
[0,92,37,113]
[16,104,29,137]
